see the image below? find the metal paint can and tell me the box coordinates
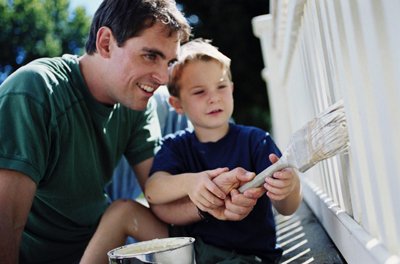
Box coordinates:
[108,237,196,264]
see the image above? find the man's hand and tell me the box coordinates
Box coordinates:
[205,167,265,221]
[212,167,255,194]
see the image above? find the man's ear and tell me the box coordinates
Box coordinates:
[96,27,114,58]
[168,96,184,115]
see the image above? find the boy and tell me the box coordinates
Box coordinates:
[144,39,302,263]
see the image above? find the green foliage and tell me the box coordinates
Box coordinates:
[177,0,272,131]
[0,0,272,130]
[0,0,91,80]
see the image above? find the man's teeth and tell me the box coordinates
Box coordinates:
[140,84,155,93]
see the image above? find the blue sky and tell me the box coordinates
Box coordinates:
[69,0,101,16]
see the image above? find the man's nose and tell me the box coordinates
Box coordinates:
[152,65,169,85]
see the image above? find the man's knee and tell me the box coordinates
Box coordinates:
[106,199,142,219]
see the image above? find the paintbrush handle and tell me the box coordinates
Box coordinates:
[238,157,290,193]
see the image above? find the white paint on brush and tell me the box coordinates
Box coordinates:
[239,100,349,192]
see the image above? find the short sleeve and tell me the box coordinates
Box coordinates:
[0,71,51,183]
[149,135,186,176]
[124,102,160,166]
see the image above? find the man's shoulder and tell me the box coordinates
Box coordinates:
[24,54,77,72]
[3,55,77,87]
[0,54,85,115]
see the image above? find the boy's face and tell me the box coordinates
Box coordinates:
[99,22,180,111]
[171,60,234,131]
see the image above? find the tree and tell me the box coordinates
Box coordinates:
[1,0,272,130]
[177,0,271,130]
[0,0,91,82]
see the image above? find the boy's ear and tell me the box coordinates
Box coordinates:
[96,27,113,58]
[168,96,184,115]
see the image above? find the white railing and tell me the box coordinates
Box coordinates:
[253,0,400,263]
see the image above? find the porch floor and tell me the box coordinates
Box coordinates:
[275,201,346,264]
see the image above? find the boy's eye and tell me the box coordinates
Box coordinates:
[218,84,227,89]
[193,90,204,95]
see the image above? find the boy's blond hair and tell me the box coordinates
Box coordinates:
[168,38,232,97]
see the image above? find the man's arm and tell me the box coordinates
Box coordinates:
[131,157,154,191]
[131,157,199,225]
[151,197,200,225]
[0,169,36,263]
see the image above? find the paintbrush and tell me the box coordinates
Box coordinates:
[239,99,349,192]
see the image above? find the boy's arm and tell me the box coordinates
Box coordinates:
[145,168,227,208]
[151,187,265,224]
[265,154,302,215]
[150,168,265,224]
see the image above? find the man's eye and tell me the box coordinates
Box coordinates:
[168,59,177,67]
[144,54,157,61]
[218,84,227,89]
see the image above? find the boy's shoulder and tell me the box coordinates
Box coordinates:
[232,123,271,137]
[230,124,278,149]
[161,127,195,143]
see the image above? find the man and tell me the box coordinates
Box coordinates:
[0,1,190,263]
[0,0,263,263]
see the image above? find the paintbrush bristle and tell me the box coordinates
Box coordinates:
[239,100,350,192]
[309,106,349,163]
[285,100,349,172]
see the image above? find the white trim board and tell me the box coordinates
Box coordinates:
[302,180,400,264]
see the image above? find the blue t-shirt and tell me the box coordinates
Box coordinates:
[150,123,283,259]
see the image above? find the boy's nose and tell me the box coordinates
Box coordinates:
[208,92,221,104]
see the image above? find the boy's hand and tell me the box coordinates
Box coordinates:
[187,168,228,211]
[264,154,299,201]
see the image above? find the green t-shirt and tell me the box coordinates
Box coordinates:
[0,54,156,263]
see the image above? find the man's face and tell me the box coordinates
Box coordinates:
[104,22,180,110]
